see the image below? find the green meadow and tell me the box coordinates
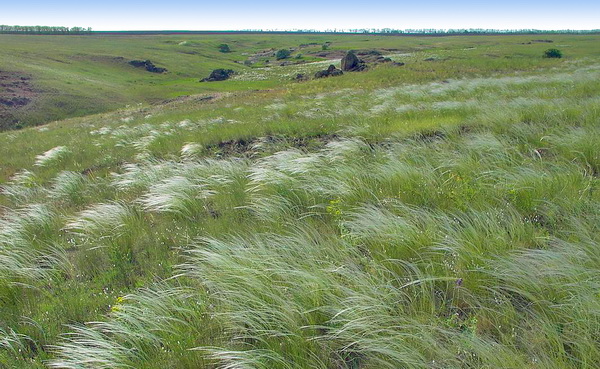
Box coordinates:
[2,33,598,129]
[0,33,599,368]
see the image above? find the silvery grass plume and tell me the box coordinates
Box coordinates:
[49,285,199,369]
[180,142,203,160]
[112,123,154,147]
[458,132,517,166]
[323,282,447,367]
[201,348,300,369]
[47,171,86,202]
[0,169,41,204]
[183,158,248,188]
[113,158,248,194]
[482,236,600,364]
[322,137,370,160]
[2,203,56,240]
[112,161,179,192]
[246,151,299,188]
[178,229,477,368]
[66,202,135,240]
[0,204,65,282]
[499,164,591,217]
[244,193,301,221]
[0,327,27,355]
[178,230,355,366]
[343,203,438,251]
[34,146,70,167]
[137,176,215,219]
[48,325,132,369]
[432,208,542,280]
[131,132,159,152]
[245,151,321,220]
[549,126,600,175]
[247,139,365,197]
[245,140,378,220]
[318,254,500,368]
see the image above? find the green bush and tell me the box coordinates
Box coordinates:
[543,48,562,58]
[218,44,230,53]
[276,49,291,60]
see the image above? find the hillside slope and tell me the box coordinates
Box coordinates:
[2,33,599,130]
[0,35,599,368]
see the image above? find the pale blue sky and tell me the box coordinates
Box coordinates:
[1,1,598,30]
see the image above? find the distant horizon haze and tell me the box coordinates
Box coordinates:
[2,0,598,31]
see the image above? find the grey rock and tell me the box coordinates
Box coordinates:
[341,51,367,72]
[200,69,235,82]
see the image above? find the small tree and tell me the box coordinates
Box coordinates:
[544,48,562,58]
[276,49,291,60]
[218,44,230,53]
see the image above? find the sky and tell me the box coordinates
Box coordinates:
[1,1,599,31]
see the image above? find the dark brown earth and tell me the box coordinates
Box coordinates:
[205,133,340,156]
[0,70,39,130]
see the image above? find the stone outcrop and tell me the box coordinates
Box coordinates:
[341,51,367,72]
[200,69,235,82]
[128,60,167,73]
[314,65,343,78]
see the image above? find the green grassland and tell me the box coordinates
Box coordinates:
[0,33,599,368]
[2,33,599,129]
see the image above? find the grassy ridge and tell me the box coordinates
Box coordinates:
[0,34,599,367]
[1,33,599,129]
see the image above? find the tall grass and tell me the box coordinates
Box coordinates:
[1,170,42,205]
[34,146,70,167]
[23,128,600,368]
[0,203,65,285]
[49,285,206,369]
[3,37,600,368]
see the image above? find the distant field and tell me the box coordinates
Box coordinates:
[0,33,599,368]
[1,33,599,130]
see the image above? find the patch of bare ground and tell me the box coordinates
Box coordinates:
[0,70,39,130]
[207,133,340,157]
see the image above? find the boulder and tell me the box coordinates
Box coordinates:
[200,69,235,82]
[294,73,308,81]
[128,60,167,73]
[128,60,147,68]
[341,51,367,72]
[314,65,343,79]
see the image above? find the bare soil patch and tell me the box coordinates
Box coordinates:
[0,70,40,130]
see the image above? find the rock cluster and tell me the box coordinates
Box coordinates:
[295,73,308,81]
[341,51,367,72]
[200,69,235,82]
[0,96,30,107]
[128,60,167,73]
[314,65,343,79]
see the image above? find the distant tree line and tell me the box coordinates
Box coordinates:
[0,25,92,35]
[242,28,600,35]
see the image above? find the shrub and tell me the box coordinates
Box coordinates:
[275,49,291,60]
[543,48,562,58]
[218,44,230,53]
